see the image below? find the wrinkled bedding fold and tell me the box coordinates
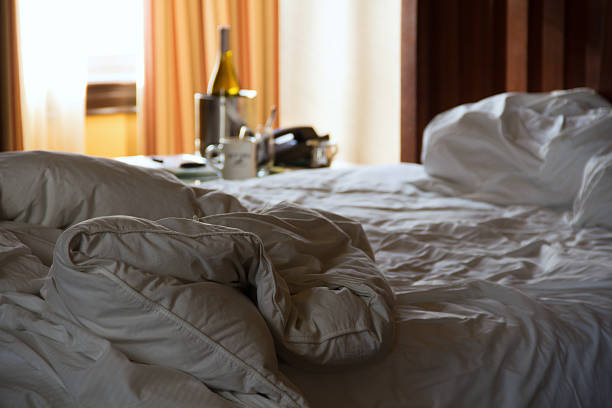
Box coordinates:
[41,202,395,407]
[2,89,612,407]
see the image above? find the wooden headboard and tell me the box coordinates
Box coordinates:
[401,0,612,163]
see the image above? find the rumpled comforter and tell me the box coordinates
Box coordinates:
[42,203,394,407]
[205,164,612,408]
[3,88,612,407]
[0,153,395,408]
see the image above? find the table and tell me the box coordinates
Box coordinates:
[114,154,220,185]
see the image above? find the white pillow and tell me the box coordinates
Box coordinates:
[422,88,612,207]
[572,148,612,229]
[43,216,307,407]
[0,151,202,228]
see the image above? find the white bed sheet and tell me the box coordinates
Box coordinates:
[1,161,611,407]
[204,163,612,407]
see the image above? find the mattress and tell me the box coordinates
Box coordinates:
[204,163,612,407]
[1,88,612,407]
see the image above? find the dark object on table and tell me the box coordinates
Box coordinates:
[179,161,206,168]
[273,126,337,168]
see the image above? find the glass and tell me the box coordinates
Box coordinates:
[254,124,275,177]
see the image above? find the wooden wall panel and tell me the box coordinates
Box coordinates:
[400,0,506,163]
[401,0,612,163]
[531,0,612,98]
[600,0,612,99]
[541,0,565,90]
[400,0,420,163]
[584,0,612,100]
[564,0,588,89]
[507,0,529,91]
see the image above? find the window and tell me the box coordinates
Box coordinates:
[86,0,143,84]
[85,0,143,114]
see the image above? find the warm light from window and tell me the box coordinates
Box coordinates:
[86,0,143,84]
[18,0,143,85]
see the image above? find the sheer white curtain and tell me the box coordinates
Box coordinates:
[17,0,87,153]
[279,0,401,165]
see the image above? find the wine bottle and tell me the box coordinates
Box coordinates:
[207,26,240,96]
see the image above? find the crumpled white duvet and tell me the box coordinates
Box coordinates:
[2,162,612,406]
[0,292,237,408]
[2,86,612,407]
[1,200,394,408]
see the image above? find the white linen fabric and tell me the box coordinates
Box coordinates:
[43,216,299,406]
[1,161,611,406]
[422,88,612,207]
[0,292,236,408]
[0,151,244,229]
[0,221,62,266]
[0,228,48,294]
[572,146,612,229]
[199,203,394,369]
[1,88,612,407]
[41,205,393,407]
[206,163,612,408]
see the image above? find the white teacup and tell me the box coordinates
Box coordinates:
[205,137,257,180]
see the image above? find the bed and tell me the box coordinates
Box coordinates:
[1,88,611,407]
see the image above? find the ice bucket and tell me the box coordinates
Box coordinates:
[194,90,257,156]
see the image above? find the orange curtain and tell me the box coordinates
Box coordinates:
[141,0,279,155]
[0,0,23,151]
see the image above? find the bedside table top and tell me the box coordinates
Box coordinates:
[114,154,220,184]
